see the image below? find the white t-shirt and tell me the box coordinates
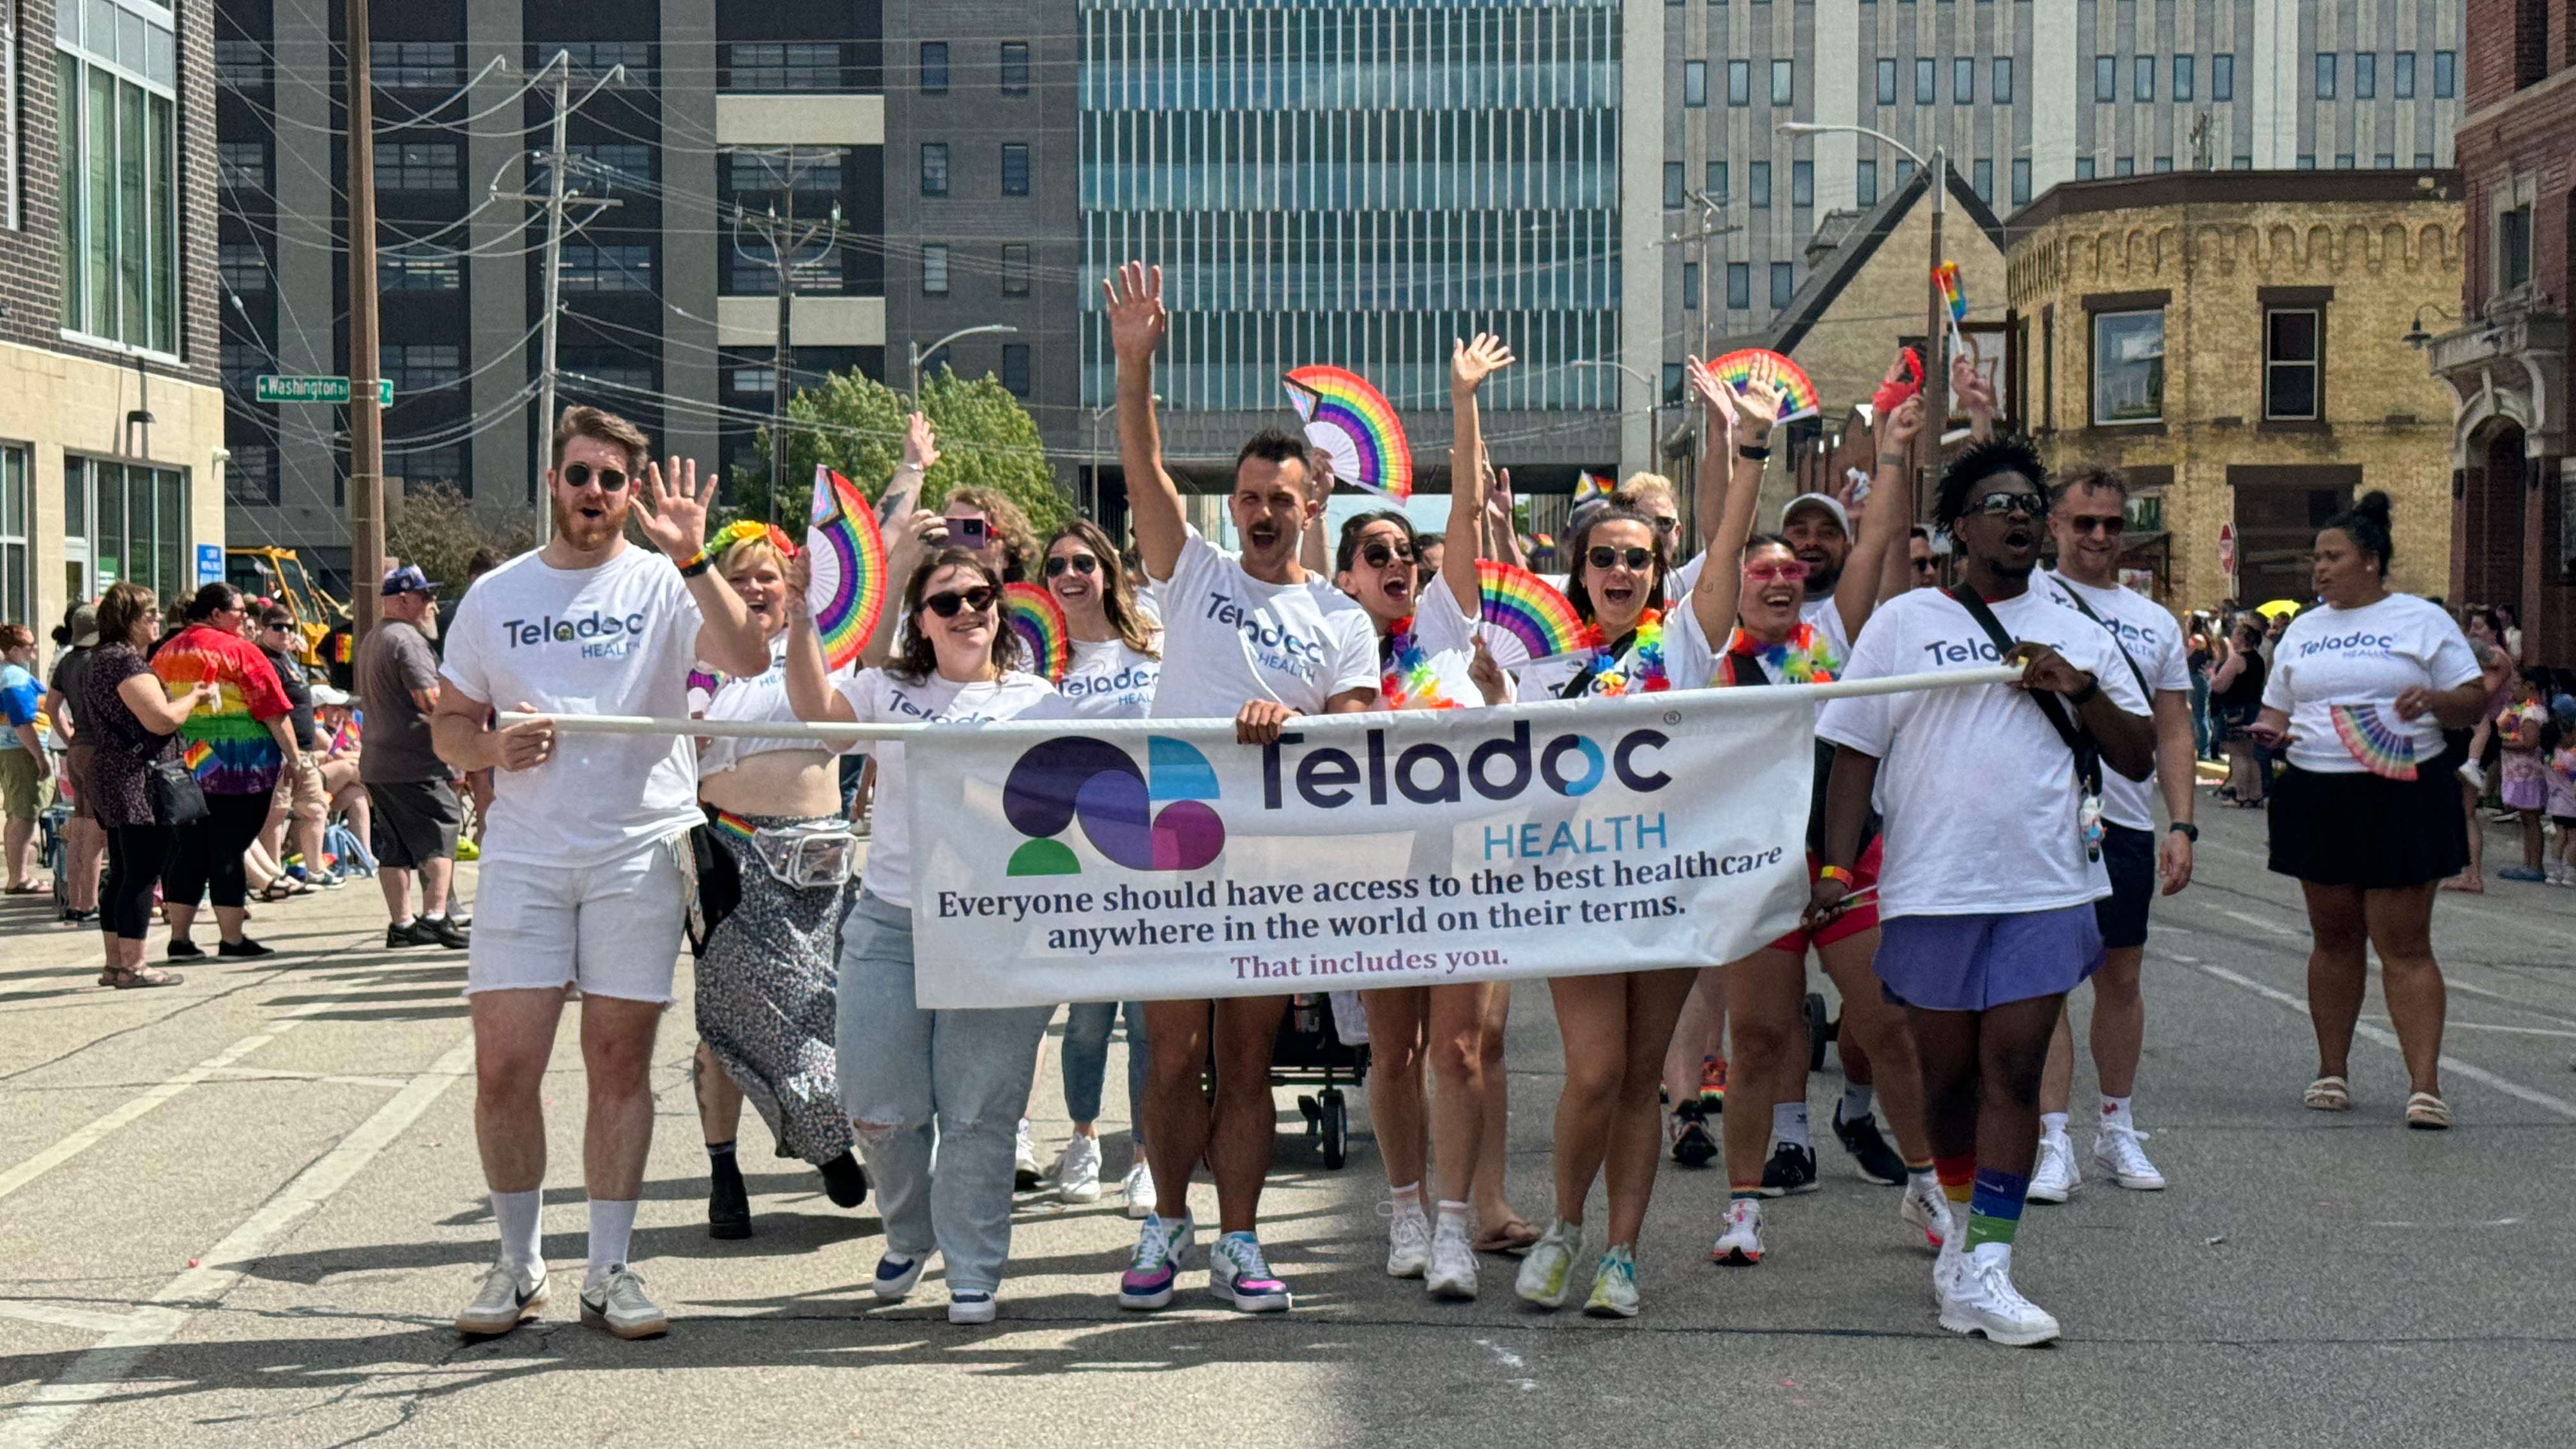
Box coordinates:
[1817,586,2149,918]
[1518,601,1721,698]
[2040,572,2189,830]
[2260,594,2481,775]
[698,639,848,778]
[441,546,705,867]
[1398,578,1517,706]
[835,668,1062,907]
[1058,634,1163,719]
[1148,530,1378,719]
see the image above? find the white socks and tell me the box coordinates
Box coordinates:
[586,1199,638,1275]
[491,1188,542,1273]
[2041,1110,2070,1138]
[1839,1083,1874,1123]
[1435,1200,1470,1239]
[1772,1101,1811,1151]
[2100,1096,2133,1129]
[1389,1181,1423,1216]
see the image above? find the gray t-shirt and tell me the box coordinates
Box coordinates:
[357,619,445,784]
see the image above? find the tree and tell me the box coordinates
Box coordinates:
[386,482,533,600]
[742,365,1067,533]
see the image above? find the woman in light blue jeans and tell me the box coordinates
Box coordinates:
[1057,1002,1150,1211]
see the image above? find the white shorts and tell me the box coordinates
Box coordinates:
[464,835,690,1003]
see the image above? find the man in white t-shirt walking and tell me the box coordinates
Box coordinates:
[1811,436,2153,1347]
[433,406,770,1341]
[2030,466,2198,1202]
[1101,261,1379,1314]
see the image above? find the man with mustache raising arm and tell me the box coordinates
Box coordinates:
[433,406,770,1342]
[1100,262,1381,1314]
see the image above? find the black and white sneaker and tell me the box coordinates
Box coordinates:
[1668,1102,1718,1167]
[1831,1105,1908,1186]
[1758,1141,1820,1197]
[454,1260,548,1336]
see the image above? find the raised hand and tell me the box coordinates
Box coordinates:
[1951,351,1998,417]
[1484,464,1515,526]
[885,508,947,581]
[1882,394,1927,446]
[1102,261,1168,363]
[1452,333,1515,395]
[901,411,940,474]
[1726,376,1786,441]
[783,549,814,615]
[638,456,718,560]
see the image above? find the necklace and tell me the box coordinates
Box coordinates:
[1381,616,1459,710]
[1579,609,1670,696]
[1722,620,1839,686]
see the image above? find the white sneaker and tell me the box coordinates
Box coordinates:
[2028,1130,2080,1204]
[1514,1218,1583,1308]
[1385,1202,1432,1278]
[1711,1198,1763,1266]
[1901,1176,1954,1250]
[1425,1222,1478,1300]
[1207,1231,1293,1312]
[2090,1121,2168,1190]
[1938,1245,2062,1347]
[454,1259,547,1336]
[947,1290,997,1326]
[579,1263,669,1340]
[1053,1135,1103,1203]
[1120,1159,1156,1220]
[1013,1118,1042,1191]
[1930,1234,1967,1310]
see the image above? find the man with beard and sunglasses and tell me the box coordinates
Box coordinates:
[433,406,770,1342]
[1809,436,2152,1346]
[1102,261,1380,1314]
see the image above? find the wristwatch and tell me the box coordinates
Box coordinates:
[2067,674,2101,705]
[2168,822,2200,842]
[1737,443,1772,462]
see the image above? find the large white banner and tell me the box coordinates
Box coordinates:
[906,690,1820,1009]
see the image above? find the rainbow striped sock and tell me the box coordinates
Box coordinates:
[1963,1166,2030,1251]
[1934,1153,1976,1207]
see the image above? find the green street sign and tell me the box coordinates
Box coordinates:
[254,374,394,406]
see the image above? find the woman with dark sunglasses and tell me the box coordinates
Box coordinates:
[786,547,1066,1326]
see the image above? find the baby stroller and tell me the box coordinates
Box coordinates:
[324,818,377,877]
[1274,993,1370,1169]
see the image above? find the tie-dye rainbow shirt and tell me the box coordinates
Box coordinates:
[153,624,293,794]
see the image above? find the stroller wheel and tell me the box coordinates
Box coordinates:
[1319,1087,1347,1169]
[1804,992,1832,1073]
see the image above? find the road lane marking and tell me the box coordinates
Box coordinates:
[2363,1016,2576,1040]
[0,1031,475,1449]
[0,1303,141,1335]
[0,1017,315,1204]
[2184,961,2576,1121]
[2219,908,2303,939]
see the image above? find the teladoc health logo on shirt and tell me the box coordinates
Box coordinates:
[499,611,650,659]
[1002,736,1226,876]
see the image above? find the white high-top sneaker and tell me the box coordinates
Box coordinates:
[1938,1244,2061,1347]
[2027,1129,2080,1203]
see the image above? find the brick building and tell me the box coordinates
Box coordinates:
[1,0,230,634]
[2007,170,2465,615]
[2423,0,2576,666]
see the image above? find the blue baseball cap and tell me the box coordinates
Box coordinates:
[381,564,440,597]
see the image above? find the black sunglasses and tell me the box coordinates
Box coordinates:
[1360,542,1415,568]
[922,586,997,618]
[1587,545,1654,571]
[2066,514,2126,535]
[1044,554,1100,578]
[562,461,629,492]
[1971,491,2047,519]
[1648,516,1681,535]
[262,620,295,632]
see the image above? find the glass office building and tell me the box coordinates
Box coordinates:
[1078,0,1623,418]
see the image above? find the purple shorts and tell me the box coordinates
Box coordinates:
[1872,905,2104,1012]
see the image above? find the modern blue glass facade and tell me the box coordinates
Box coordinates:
[1078,0,1623,417]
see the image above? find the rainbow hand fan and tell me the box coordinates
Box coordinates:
[1001,581,1071,682]
[1705,349,1820,423]
[804,466,888,671]
[2330,702,2418,781]
[687,664,724,715]
[1284,365,1413,500]
[1477,560,1587,663]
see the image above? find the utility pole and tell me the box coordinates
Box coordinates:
[1921,147,1947,516]
[733,168,847,526]
[533,56,569,539]
[346,0,384,637]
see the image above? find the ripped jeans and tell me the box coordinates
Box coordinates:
[839,890,1053,1295]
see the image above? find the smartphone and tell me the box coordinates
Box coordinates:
[950,517,990,548]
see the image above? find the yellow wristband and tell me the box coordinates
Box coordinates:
[1817,864,1857,887]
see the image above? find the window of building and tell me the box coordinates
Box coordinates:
[2116,157,2136,176]
[1728,59,1749,106]
[1662,363,1684,404]
[529,42,650,87]
[219,242,268,294]
[376,141,459,191]
[1994,56,2013,105]
[1954,57,1973,102]
[560,243,652,291]
[65,457,187,601]
[2011,159,2031,206]
[725,42,841,90]
[221,341,261,392]
[213,40,267,88]
[1748,160,1770,208]
[1726,262,1751,310]
[2297,154,2317,169]
[2395,52,2416,98]
[1663,161,1684,209]
[2092,310,2164,425]
[2155,157,2174,172]
[378,252,461,291]
[2416,151,2435,167]
[57,12,182,353]
[2174,55,2194,102]
[2334,153,2355,169]
[380,344,460,392]
[2135,55,2154,101]
[386,445,466,495]
[2499,201,2534,292]
[563,142,654,194]
[2515,2,2549,89]
[999,42,1030,95]
[1771,59,1793,105]
[2076,157,2096,180]
[1001,243,1031,296]
[1876,58,1896,106]
[2213,53,2235,100]
[1896,157,1915,186]
[2354,52,2375,99]
[2235,154,2255,169]
[1972,158,1992,202]
[724,147,843,195]
[1791,160,1813,208]
[921,143,949,195]
[223,444,277,507]
[2375,153,2395,169]
[1,446,26,624]
[1000,142,1030,195]
[218,140,266,190]
[1685,59,1707,107]
[372,42,462,90]
[921,41,949,94]
[1857,158,1878,206]
[2095,56,2115,102]
[2434,50,2455,98]
[2315,54,2335,99]
[1919,57,1936,105]
[1770,261,1794,309]
[2264,309,2320,420]
[1706,161,1727,199]
[1681,261,1699,310]
[1002,344,1032,397]
[923,243,950,295]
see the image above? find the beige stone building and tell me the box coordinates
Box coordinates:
[2005,171,2465,612]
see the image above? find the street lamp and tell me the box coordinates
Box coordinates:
[2402,302,2458,349]
[909,324,1019,406]
[1779,121,1949,498]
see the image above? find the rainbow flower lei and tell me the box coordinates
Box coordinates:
[1581,608,1670,696]
[1721,620,1839,687]
[1381,616,1460,710]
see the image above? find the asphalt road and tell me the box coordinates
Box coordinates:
[0,801,2568,1448]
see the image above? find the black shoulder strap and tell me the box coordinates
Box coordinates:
[1556,629,1635,700]
[2052,579,2154,699]
[1726,647,1772,687]
[1947,585,2101,793]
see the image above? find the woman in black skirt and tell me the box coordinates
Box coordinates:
[2250,494,2487,1129]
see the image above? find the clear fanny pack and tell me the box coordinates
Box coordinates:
[743,820,861,889]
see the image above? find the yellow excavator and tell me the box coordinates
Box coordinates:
[224,546,346,667]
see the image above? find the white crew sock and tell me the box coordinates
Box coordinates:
[1838,1082,1874,1123]
[1435,1200,1470,1238]
[490,1188,542,1273]
[2041,1110,2070,1138]
[2099,1095,2133,1128]
[1771,1101,1810,1151]
[1389,1181,1423,1215]
[586,1198,638,1275]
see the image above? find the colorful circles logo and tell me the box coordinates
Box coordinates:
[1002,735,1225,876]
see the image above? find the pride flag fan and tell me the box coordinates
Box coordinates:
[1001,581,1071,682]
[805,466,889,671]
[1704,349,1821,423]
[1476,560,1586,662]
[1284,365,1413,500]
